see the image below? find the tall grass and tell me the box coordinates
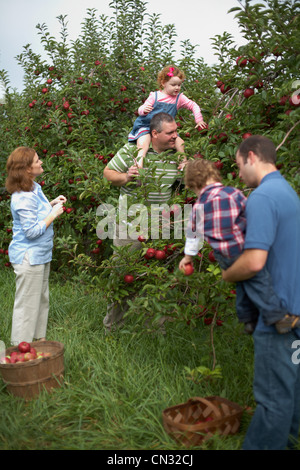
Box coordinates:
[0,268,255,450]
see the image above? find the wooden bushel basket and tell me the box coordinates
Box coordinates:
[0,341,64,399]
[162,396,244,447]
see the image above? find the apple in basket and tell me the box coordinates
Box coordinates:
[18,341,31,353]
[1,342,52,364]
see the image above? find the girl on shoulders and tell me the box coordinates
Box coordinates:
[128,65,207,166]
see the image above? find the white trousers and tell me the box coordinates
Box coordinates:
[11,252,50,345]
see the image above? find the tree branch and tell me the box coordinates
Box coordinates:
[276,120,300,151]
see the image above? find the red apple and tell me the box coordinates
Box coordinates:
[218,132,228,142]
[0,357,11,364]
[208,251,216,262]
[254,80,263,89]
[193,152,204,159]
[16,353,26,362]
[24,352,35,361]
[242,132,252,139]
[214,160,223,170]
[220,84,231,94]
[182,263,194,276]
[279,95,289,106]
[244,88,254,98]
[155,250,167,260]
[138,235,146,242]
[145,248,156,259]
[30,347,37,358]
[10,354,18,364]
[18,341,30,353]
[236,56,248,67]
[124,274,134,283]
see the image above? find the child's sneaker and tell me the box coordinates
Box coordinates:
[275,314,300,334]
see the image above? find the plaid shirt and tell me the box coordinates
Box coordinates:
[186,183,247,258]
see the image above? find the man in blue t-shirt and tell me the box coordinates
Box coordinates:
[222,135,300,450]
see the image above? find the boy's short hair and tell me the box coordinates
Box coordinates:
[185,158,222,191]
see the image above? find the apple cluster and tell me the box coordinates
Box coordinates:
[1,342,51,364]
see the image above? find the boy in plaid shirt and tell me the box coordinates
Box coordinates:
[179,158,293,334]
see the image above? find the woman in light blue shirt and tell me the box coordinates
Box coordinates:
[5,147,67,345]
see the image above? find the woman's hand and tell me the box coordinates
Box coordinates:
[51,195,67,206]
[51,202,64,218]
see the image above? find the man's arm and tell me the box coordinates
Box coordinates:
[103,165,139,187]
[222,249,268,282]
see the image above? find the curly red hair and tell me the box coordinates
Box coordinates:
[157,65,185,89]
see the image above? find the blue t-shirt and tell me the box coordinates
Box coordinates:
[9,182,54,265]
[244,171,300,333]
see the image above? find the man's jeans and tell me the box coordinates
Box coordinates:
[215,252,288,326]
[243,330,300,449]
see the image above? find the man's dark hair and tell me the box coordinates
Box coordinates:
[150,112,175,135]
[238,135,277,164]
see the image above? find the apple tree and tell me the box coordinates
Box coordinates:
[0,0,299,338]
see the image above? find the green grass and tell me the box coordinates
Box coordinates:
[0,268,255,450]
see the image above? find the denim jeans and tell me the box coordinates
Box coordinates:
[215,253,288,326]
[243,330,300,449]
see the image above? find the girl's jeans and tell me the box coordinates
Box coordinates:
[214,252,288,326]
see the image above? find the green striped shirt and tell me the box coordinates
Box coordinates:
[107,143,180,204]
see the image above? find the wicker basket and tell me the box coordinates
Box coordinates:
[162,396,244,447]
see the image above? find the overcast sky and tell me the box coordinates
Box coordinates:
[0,0,247,95]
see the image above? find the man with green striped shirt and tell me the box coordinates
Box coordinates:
[102,112,184,330]
[103,112,184,203]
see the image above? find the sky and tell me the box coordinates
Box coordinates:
[0,0,247,95]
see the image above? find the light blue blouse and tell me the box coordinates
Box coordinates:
[8,182,54,265]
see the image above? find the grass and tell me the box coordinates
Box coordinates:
[0,267,255,451]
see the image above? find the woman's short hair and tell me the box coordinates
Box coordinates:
[5,147,36,193]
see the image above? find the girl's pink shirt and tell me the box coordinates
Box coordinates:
[138,90,203,122]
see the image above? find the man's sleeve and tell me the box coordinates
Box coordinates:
[106,145,134,173]
[244,193,277,251]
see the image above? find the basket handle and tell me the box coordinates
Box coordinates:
[186,397,222,419]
